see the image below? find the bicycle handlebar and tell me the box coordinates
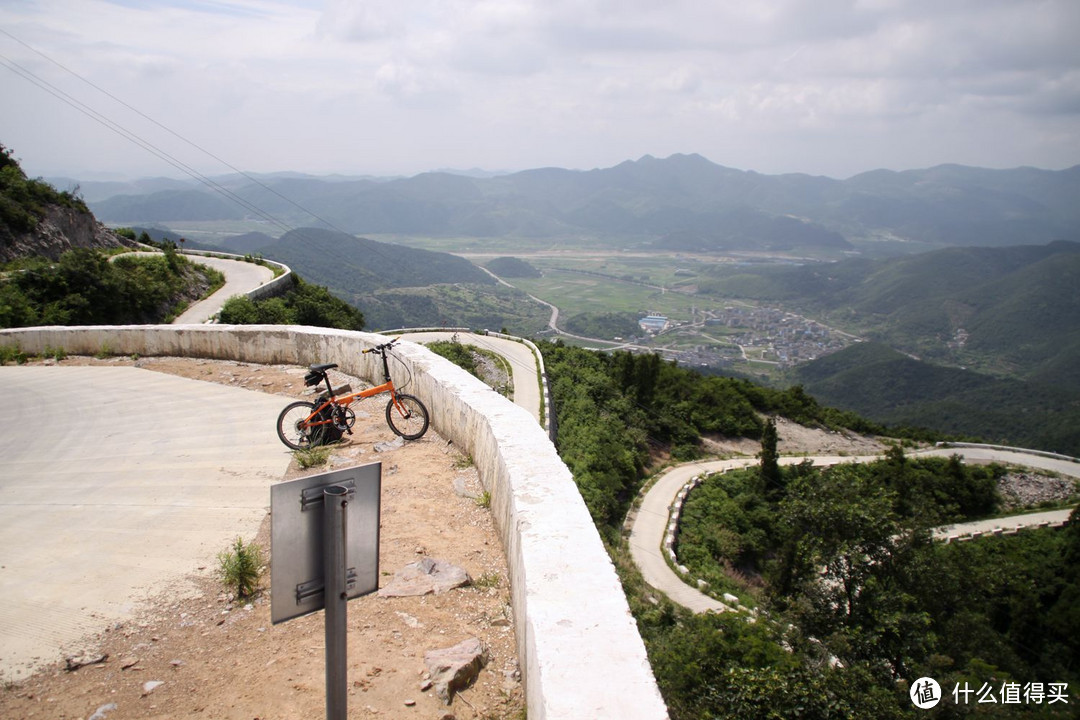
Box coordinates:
[362,337,401,354]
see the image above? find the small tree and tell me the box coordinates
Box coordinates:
[217,537,264,600]
[759,417,781,496]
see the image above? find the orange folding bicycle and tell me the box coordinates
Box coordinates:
[276,338,430,450]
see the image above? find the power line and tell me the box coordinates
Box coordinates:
[0,30,541,330]
[0,27,343,233]
[0,51,298,235]
[0,30,407,267]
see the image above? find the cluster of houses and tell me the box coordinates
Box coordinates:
[630,306,853,370]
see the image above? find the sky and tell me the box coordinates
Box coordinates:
[1,0,1079,182]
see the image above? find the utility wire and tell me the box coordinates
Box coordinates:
[0,27,342,233]
[0,51,298,235]
[0,30,555,341]
[0,30,411,267]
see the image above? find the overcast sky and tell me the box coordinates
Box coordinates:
[2,0,1079,181]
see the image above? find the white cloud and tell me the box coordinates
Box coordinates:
[1,0,1077,180]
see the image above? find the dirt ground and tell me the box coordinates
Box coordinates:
[1,356,525,720]
[702,415,888,458]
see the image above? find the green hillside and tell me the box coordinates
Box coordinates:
[358,282,550,334]
[245,228,560,332]
[485,256,541,278]
[0,248,221,327]
[256,228,495,297]
[794,342,1080,455]
[700,241,1080,389]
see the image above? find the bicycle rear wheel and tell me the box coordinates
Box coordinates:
[277,401,318,450]
[385,393,429,440]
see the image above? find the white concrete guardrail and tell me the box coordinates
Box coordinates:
[0,324,669,720]
[386,327,555,441]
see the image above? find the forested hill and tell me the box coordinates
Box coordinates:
[82,154,1080,252]
[1,144,133,262]
[251,228,495,298]
[794,342,1080,456]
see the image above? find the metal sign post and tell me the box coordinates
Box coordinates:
[323,484,349,720]
[270,463,381,720]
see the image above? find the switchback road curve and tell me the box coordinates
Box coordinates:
[629,446,1080,614]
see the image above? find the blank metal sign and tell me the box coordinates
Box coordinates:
[270,462,381,624]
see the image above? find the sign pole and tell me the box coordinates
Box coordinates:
[323,484,349,720]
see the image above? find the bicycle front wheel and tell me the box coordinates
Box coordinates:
[277,401,317,450]
[385,393,429,440]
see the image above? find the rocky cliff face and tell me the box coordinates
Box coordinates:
[0,205,136,263]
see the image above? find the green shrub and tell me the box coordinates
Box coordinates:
[217,537,264,599]
[0,344,27,365]
[43,345,67,361]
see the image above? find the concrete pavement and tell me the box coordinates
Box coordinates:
[630,460,755,613]
[934,508,1073,540]
[173,255,276,324]
[0,366,293,681]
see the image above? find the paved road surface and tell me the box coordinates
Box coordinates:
[0,366,292,681]
[397,331,543,425]
[934,508,1073,540]
[630,459,757,613]
[630,450,1080,614]
[173,255,275,324]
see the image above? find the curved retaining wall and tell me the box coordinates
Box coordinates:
[0,324,669,720]
[184,250,294,304]
[386,327,556,441]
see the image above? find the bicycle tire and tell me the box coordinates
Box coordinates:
[385,393,429,440]
[276,400,318,450]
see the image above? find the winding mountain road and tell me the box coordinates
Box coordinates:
[172,254,274,324]
[629,447,1080,614]
[117,251,276,325]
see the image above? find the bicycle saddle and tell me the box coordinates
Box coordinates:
[309,363,338,372]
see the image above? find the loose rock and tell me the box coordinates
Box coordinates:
[374,436,405,453]
[65,652,108,672]
[87,702,117,720]
[423,637,489,705]
[378,557,471,597]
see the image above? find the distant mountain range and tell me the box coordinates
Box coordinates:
[71,154,1080,254]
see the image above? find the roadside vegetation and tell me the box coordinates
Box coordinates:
[217,537,264,600]
[426,338,513,397]
[543,342,1078,718]
[0,246,221,327]
[217,276,365,330]
[665,454,1079,719]
[540,340,895,538]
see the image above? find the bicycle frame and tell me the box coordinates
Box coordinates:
[302,342,408,427]
[277,338,429,449]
